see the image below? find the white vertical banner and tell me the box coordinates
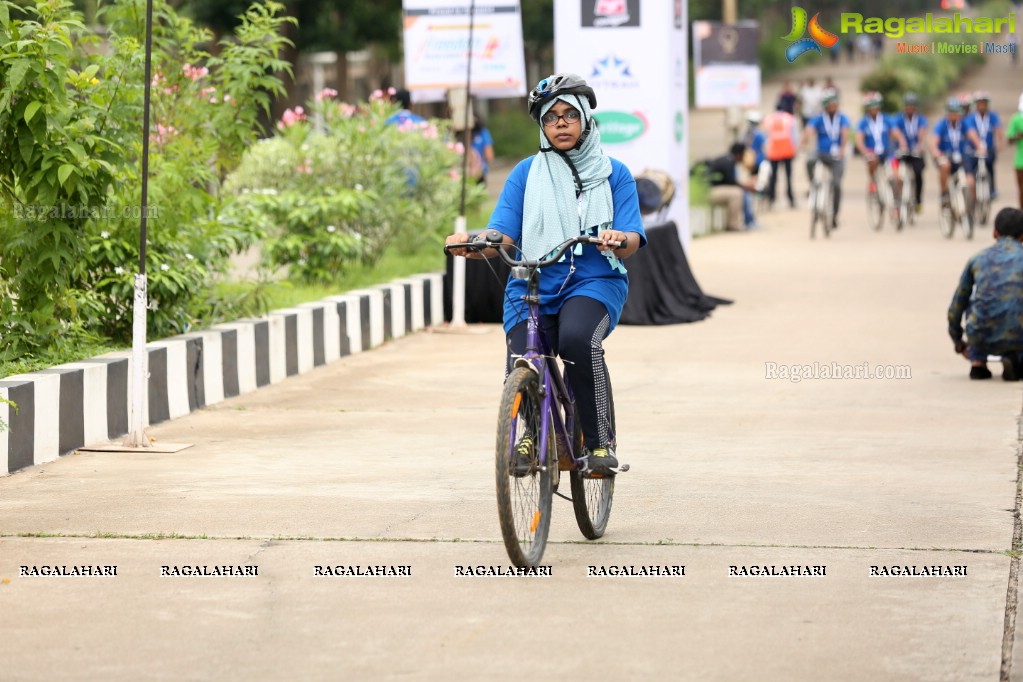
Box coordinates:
[402,0,527,102]
[555,0,690,247]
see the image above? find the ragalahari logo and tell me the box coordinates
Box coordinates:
[782,7,839,62]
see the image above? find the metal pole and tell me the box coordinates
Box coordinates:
[459,0,476,215]
[723,0,737,24]
[450,0,476,329]
[126,0,154,448]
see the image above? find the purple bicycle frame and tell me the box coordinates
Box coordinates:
[509,271,578,473]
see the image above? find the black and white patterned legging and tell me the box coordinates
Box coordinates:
[506,296,612,451]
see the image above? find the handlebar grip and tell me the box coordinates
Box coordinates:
[443,237,487,254]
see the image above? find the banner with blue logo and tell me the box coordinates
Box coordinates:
[556,0,691,246]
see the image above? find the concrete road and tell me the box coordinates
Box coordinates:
[3,54,1023,682]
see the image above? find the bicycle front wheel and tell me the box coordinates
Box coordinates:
[957,185,974,239]
[570,388,616,540]
[868,190,884,231]
[975,172,990,226]
[495,366,553,567]
[939,202,955,238]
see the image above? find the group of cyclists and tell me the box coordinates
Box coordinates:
[753,87,1006,231]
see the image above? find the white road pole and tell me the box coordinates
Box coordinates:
[451,215,467,328]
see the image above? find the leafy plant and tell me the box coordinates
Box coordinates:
[0,396,15,433]
[225,91,484,284]
[0,0,295,358]
[0,0,119,357]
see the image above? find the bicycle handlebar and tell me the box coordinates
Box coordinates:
[444,229,627,269]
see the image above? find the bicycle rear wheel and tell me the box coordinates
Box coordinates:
[495,366,553,567]
[570,386,615,540]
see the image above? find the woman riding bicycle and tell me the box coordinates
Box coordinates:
[445,73,646,475]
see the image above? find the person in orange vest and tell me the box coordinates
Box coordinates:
[763,104,798,208]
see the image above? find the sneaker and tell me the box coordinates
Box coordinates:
[585,446,619,474]
[915,203,923,214]
[512,434,535,477]
[970,365,993,380]
[1002,354,1020,381]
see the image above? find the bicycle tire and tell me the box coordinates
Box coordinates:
[957,184,974,239]
[888,177,905,231]
[975,170,990,226]
[495,366,553,567]
[939,203,955,238]
[569,383,615,540]
[904,181,915,227]
[868,190,883,231]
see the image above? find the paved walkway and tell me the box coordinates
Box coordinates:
[2,54,1023,680]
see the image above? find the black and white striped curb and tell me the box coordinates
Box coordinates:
[0,274,443,475]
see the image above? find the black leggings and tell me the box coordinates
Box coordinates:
[506,296,612,451]
[903,155,925,205]
[768,158,794,205]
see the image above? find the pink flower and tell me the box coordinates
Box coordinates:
[183,63,209,81]
[369,89,384,101]
[150,123,177,146]
[448,169,460,181]
[421,125,438,139]
[315,87,338,102]
[210,97,218,104]
[280,107,307,127]
[387,87,397,95]
[201,87,216,97]
[339,103,356,117]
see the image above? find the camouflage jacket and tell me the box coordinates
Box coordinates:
[948,237,1023,351]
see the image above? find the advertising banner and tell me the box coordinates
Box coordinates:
[694,64,761,108]
[402,0,527,102]
[555,0,691,246]
[692,20,762,109]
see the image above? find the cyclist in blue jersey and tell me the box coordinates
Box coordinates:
[385,89,426,127]
[965,90,1005,199]
[891,92,929,213]
[931,97,975,209]
[800,88,850,229]
[445,73,646,475]
[854,91,907,202]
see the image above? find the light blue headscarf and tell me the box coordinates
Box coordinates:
[521,94,621,272]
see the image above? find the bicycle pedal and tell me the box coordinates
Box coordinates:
[582,463,629,478]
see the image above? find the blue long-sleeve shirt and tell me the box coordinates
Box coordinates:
[948,237,1023,351]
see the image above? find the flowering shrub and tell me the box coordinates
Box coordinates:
[224,89,485,284]
[0,0,294,356]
